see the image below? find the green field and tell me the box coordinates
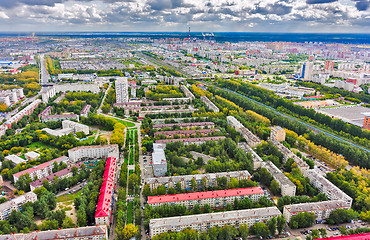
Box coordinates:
[57,190,82,203]
[127,201,133,224]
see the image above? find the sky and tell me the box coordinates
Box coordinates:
[0,0,368,33]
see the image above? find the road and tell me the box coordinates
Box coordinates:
[97,82,111,114]
[208,83,370,153]
[55,181,86,197]
[39,54,50,85]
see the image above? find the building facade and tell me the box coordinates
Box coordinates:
[363,115,370,130]
[152,143,167,177]
[270,126,286,142]
[0,192,37,221]
[115,77,129,103]
[41,114,79,122]
[227,116,261,147]
[155,136,226,145]
[62,120,90,135]
[68,144,119,162]
[148,187,264,209]
[150,207,281,237]
[262,161,296,197]
[200,96,219,113]
[153,122,215,129]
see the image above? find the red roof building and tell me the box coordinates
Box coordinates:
[95,157,117,225]
[316,233,370,240]
[148,187,264,209]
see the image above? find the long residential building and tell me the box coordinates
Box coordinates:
[95,156,117,225]
[155,136,225,145]
[261,161,296,197]
[283,200,351,222]
[41,114,79,122]
[148,187,264,209]
[80,104,91,118]
[238,142,264,170]
[227,116,261,147]
[153,122,215,129]
[200,96,219,113]
[152,143,167,177]
[13,156,68,183]
[29,162,83,191]
[0,225,108,240]
[180,85,195,100]
[68,144,119,162]
[154,129,220,138]
[146,170,251,191]
[0,192,37,221]
[150,206,281,237]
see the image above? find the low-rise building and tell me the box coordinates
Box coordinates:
[152,143,167,177]
[80,104,91,118]
[200,96,219,113]
[4,155,26,165]
[42,127,73,137]
[153,122,215,129]
[41,114,79,122]
[154,129,220,138]
[24,151,40,161]
[0,192,37,220]
[147,170,251,191]
[13,156,68,183]
[1,225,108,240]
[227,116,261,147]
[150,206,281,237]
[262,161,296,197]
[68,144,119,162]
[29,162,83,191]
[148,187,264,209]
[62,120,89,135]
[155,136,225,145]
[283,200,351,222]
[238,143,263,170]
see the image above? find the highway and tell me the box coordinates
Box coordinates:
[208,84,370,153]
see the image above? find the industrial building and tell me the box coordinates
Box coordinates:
[148,187,264,209]
[150,207,281,237]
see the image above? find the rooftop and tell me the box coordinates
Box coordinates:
[153,122,215,128]
[14,156,67,178]
[316,233,370,240]
[155,136,225,144]
[284,200,350,213]
[148,187,264,204]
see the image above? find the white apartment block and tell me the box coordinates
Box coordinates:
[13,156,68,183]
[147,170,251,191]
[0,192,37,221]
[152,143,167,177]
[62,120,90,135]
[200,96,219,113]
[283,200,351,222]
[262,161,296,197]
[115,77,129,103]
[150,207,281,237]
[227,116,261,147]
[180,85,195,100]
[148,187,264,209]
[1,225,108,240]
[238,142,263,170]
[68,144,119,162]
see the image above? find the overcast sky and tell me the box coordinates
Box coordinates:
[0,0,368,33]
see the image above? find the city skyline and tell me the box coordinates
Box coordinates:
[0,0,368,33]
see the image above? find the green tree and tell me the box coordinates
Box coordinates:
[267,217,277,236]
[277,215,286,234]
[251,222,270,239]
[270,179,281,195]
[239,223,249,240]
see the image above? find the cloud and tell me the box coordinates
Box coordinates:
[306,0,337,3]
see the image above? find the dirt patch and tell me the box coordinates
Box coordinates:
[56,201,77,224]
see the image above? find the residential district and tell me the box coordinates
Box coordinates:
[0,34,369,240]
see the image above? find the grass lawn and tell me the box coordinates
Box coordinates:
[107,117,135,128]
[57,190,82,203]
[129,147,134,165]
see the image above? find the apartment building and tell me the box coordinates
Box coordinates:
[283,200,351,222]
[162,97,190,103]
[200,96,219,113]
[68,144,119,162]
[115,77,129,103]
[238,143,263,170]
[148,187,264,209]
[13,156,68,182]
[29,163,83,191]
[262,161,296,197]
[305,169,352,205]
[270,126,286,142]
[41,114,79,122]
[0,192,37,221]
[2,99,41,130]
[1,225,108,240]
[180,85,195,100]
[152,143,167,177]
[150,207,281,237]
[38,106,52,118]
[227,116,261,147]
[95,157,117,225]
[154,129,220,138]
[80,104,91,118]
[153,122,215,129]
[147,170,251,191]
[62,120,89,135]
[155,136,226,145]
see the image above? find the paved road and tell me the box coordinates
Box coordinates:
[97,82,111,114]
[55,181,86,197]
[211,84,370,153]
[39,54,50,85]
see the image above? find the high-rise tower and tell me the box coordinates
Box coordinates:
[115,77,129,103]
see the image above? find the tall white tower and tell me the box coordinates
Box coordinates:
[301,62,313,81]
[115,77,129,103]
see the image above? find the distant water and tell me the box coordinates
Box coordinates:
[0,32,369,44]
